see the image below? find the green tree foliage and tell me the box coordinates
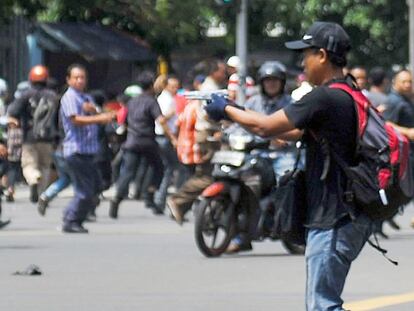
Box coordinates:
[36,0,217,60]
[1,0,410,68]
[0,0,46,23]
[214,0,408,68]
[300,0,408,67]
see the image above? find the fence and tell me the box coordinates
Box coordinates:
[0,16,31,95]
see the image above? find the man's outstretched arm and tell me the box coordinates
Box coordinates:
[225,105,302,140]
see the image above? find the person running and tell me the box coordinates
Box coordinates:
[8,65,60,203]
[0,116,19,228]
[60,64,115,233]
[109,71,177,218]
[154,76,180,211]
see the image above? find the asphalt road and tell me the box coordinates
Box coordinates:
[1,186,414,311]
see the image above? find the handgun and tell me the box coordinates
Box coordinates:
[182,89,228,101]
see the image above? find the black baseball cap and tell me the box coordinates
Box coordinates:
[285,22,351,55]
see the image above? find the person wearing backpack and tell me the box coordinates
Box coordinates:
[205,22,376,310]
[8,65,59,203]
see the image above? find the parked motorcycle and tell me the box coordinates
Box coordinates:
[193,131,306,257]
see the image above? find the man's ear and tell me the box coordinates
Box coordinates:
[318,48,329,64]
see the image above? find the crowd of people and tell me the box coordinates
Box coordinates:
[0,46,412,233]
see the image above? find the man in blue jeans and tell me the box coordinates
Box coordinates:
[205,22,374,310]
[37,149,71,216]
[154,76,180,211]
[60,64,115,233]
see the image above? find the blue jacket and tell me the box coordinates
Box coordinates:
[383,90,414,128]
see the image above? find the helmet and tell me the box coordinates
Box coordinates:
[28,65,49,83]
[14,81,30,99]
[257,61,286,82]
[124,84,142,97]
[226,56,240,69]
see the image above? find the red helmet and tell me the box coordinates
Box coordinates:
[29,65,49,83]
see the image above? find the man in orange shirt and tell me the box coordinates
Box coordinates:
[167,99,218,224]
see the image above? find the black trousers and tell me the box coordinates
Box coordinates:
[116,146,164,200]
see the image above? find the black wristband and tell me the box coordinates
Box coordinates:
[228,103,245,111]
[223,103,245,121]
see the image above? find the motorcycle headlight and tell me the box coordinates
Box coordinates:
[228,133,253,150]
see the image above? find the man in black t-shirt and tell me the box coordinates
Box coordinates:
[205,22,373,310]
[109,71,177,218]
[383,70,414,171]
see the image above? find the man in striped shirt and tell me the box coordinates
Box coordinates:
[60,64,115,233]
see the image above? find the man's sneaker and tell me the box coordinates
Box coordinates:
[37,197,49,216]
[30,184,38,203]
[85,211,97,222]
[151,204,164,215]
[4,190,14,202]
[166,197,183,225]
[225,242,253,254]
[62,222,89,234]
[0,219,11,229]
[109,199,120,219]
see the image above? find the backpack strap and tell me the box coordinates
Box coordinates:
[329,80,370,140]
[308,79,362,181]
[368,233,398,266]
[326,80,366,169]
[292,140,304,171]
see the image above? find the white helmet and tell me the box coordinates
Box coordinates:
[226,56,240,69]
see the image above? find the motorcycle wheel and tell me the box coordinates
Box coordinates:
[281,240,306,255]
[194,197,235,257]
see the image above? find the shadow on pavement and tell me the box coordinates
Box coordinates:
[0,245,44,250]
[218,252,303,259]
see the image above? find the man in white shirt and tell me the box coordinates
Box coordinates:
[291,73,313,102]
[200,59,227,92]
[154,76,180,210]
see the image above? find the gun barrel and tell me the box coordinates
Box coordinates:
[182,89,228,100]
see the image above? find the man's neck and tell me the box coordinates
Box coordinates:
[162,89,174,97]
[320,67,345,85]
[144,89,155,96]
[208,76,219,85]
[369,85,385,94]
[265,93,283,101]
[394,89,411,99]
[69,86,84,94]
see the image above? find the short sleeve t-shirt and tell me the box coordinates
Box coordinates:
[123,93,162,150]
[284,79,357,229]
[365,91,387,109]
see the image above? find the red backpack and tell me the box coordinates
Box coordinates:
[326,82,414,220]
